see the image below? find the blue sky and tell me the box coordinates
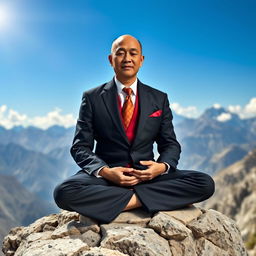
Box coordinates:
[0,0,255,128]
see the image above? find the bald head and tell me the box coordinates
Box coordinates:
[108,34,144,85]
[111,35,143,54]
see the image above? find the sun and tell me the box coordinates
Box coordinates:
[0,4,11,31]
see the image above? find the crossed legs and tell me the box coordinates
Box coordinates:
[54,169,214,223]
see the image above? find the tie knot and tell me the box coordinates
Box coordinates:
[123,87,133,96]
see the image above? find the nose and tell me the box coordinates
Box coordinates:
[123,53,132,62]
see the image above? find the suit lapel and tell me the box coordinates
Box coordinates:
[101,79,130,145]
[132,80,151,147]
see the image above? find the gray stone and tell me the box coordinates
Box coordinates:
[14,238,89,256]
[148,212,192,240]
[196,238,229,256]
[101,225,171,256]
[58,210,79,226]
[74,219,100,233]
[169,236,197,256]
[188,209,248,256]
[80,230,101,247]
[161,205,202,224]
[112,208,152,225]
[81,247,128,256]
[2,207,248,256]
[51,220,80,239]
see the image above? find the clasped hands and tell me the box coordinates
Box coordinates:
[99,161,167,187]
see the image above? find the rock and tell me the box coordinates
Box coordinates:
[112,208,152,225]
[77,216,100,233]
[81,247,128,256]
[80,230,101,247]
[148,212,192,240]
[101,225,171,256]
[161,205,202,224]
[187,209,248,256]
[51,220,81,239]
[169,236,197,256]
[14,238,89,256]
[196,238,229,256]
[58,210,79,226]
[2,207,248,256]
[203,150,256,255]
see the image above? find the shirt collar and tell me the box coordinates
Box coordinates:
[114,76,137,96]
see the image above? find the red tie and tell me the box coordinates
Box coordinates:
[122,87,134,129]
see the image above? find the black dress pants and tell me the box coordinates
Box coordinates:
[53,169,215,223]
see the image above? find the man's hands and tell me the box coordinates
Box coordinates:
[99,161,167,186]
[132,161,167,181]
[99,167,141,186]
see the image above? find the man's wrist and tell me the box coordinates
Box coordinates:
[99,166,110,177]
[158,162,167,174]
[158,162,170,175]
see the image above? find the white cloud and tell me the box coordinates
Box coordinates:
[213,103,222,109]
[30,108,76,129]
[216,113,232,122]
[0,105,76,129]
[0,104,7,113]
[0,106,28,129]
[170,103,200,118]
[228,97,256,119]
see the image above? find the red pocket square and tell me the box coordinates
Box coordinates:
[149,110,162,117]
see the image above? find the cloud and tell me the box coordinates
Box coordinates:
[170,103,200,118]
[213,103,222,109]
[30,108,76,129]
[216,113,232,122]
[228,97,256,119]
[0,105,76,129]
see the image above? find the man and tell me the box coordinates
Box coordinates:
[54,35,214,223]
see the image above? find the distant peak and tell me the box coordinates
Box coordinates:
[213,103,222,109]
[200,106,228,119]
[199,105,242,124]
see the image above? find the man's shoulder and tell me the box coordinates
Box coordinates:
[81,80,113,98]
[139,80,167,97]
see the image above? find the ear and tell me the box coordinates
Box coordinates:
[108,55,113,66]
[140,55,145,67]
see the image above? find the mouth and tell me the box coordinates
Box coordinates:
[122,66,133,70]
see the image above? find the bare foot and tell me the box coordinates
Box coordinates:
[123,193,142,211]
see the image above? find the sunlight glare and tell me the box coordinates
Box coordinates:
[0,4,12,31]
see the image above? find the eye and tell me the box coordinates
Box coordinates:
[130,51,139,56]
[116,51,125,56]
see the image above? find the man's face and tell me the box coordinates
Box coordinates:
[109,36,144,81]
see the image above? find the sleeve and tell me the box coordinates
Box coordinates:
[160,162,170,175]
[93,166,109,178]
[156,94,181,171]
[70,92,108,175]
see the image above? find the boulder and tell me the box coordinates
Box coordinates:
[2,206,248,256]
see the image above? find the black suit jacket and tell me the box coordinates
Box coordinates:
[70,78,181,175]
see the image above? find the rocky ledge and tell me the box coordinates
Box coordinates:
[2,206,248,256]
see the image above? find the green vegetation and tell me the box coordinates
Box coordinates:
[246,232,256,250]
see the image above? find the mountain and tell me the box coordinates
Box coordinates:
[172,112,187,125]
[203,150,256,251]
[176,106,256,173]
[0,174,57,248]
[195,144,248,174]
[0,143,76,201]
[1,106,256,178]
[0,125,75,154]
